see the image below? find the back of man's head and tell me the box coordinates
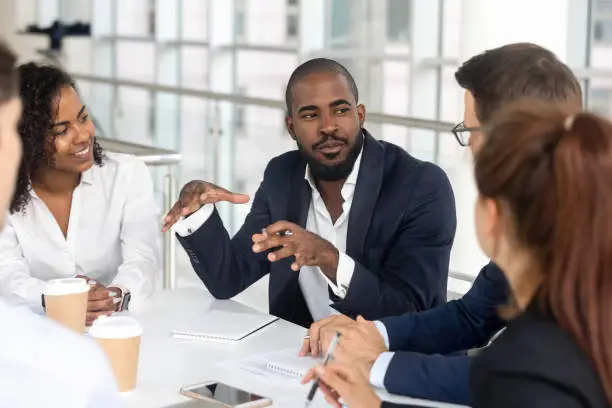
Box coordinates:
[455,43,582,124]
[0,42,17,102]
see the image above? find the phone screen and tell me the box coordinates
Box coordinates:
[183,382,267,405]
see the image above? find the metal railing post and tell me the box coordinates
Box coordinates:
[163,171,177,289]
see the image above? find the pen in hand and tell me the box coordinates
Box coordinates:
[305,331,341,408]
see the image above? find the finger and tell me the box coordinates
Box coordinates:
[251,231,267,243]
[180,192,208,215]
[86,311,113,326]
[76,275,100,289]
[88,297,118,312]
[161,202,184,231]
[267,245,296,262]
[252,235,292,253]
[291,253,306,272]
[216,189,250,204]
[301,367,317,384]
[314,365,353,397]
[310,323,322,357]
[299,336,312,357]
[319,382,342,408]
[88,288,115,301]
[264,221,297,236]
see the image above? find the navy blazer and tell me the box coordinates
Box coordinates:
[379,262,508,405]
[177,131,456,327]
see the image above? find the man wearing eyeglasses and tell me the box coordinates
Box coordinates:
[301,43,584,405]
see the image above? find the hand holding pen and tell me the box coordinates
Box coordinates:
[303,332,341,408]
[301,333,382,408]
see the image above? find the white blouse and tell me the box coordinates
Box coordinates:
[0,153,161,311]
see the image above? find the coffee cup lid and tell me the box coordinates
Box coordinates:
[89,315,143,339]
[43,278,90,296]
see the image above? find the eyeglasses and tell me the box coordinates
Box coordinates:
[452,122,482,147]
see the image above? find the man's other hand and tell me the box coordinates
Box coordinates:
[162,180,249,232]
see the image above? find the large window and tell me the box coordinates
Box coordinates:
[387,0,411,42]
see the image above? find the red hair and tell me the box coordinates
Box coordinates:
[475,101,612,402]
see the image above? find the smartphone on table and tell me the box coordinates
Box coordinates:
[179,381,272,407]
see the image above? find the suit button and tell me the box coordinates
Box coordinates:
[187,228,193,234]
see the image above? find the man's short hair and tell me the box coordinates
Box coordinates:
[455,43,582,124]
[285,58,359,115]
[0,42,18,103]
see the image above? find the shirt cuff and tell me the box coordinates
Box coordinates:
[322,253,355,298]
[370,351,394,389]
[108,284,129,297]
[374,320,390,349]
[172,204,215,237]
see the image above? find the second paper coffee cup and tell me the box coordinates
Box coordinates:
[89,315,143,392]
[43,278,89,333]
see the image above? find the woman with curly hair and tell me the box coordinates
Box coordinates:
[0,62,160,324]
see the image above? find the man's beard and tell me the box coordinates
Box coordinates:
[298,131,364,182]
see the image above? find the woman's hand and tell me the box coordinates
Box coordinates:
[302,362,382,408]
[77,276,122,325]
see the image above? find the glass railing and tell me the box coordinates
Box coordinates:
[95,137,180,291]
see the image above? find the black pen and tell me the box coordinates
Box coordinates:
[305,332,341,407]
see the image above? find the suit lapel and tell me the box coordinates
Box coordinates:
[286,160,311,227]
[347,130,385,260]
[273,158,313,326]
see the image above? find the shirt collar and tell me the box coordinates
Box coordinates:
[29,167,94,200]
[80,167,93,185]
[304,142,364,192]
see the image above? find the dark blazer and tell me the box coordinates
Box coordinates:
[471,301,608,408]
[379,262,508,405]
[177,131,456,327]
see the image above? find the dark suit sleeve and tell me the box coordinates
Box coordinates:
[333,165,457,319]
[176,182,272,299]
[384,353,472,405]
[380,263,508,354]
[472,374,583,408]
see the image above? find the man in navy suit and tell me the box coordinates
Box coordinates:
[162,58,456,328]
[302,43,584,405]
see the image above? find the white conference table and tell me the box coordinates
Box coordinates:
[119,288,468,408]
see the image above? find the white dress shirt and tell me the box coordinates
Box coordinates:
[0,153,161,311]
[173,149,363,322]
[371,321,394,388]
[0,299,122,408]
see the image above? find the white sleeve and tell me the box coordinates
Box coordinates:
[111,160,161,306]
[172,204,215,237]
[370,351,394,389]
[0,216,44,310]
[320,253,355,298]
[374,320,390,349]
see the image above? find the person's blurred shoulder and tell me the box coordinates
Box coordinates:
[0,300,120,407]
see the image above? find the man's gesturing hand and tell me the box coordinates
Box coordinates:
[252,221,340,280]
[162,180,249,232]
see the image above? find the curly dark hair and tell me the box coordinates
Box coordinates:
[10,63,104,214]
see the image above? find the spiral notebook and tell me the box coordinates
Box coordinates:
[170,310,279,342]
[263,349,321,378]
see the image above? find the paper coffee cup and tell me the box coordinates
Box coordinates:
[89,316,143,392]
[43,278,89,333]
